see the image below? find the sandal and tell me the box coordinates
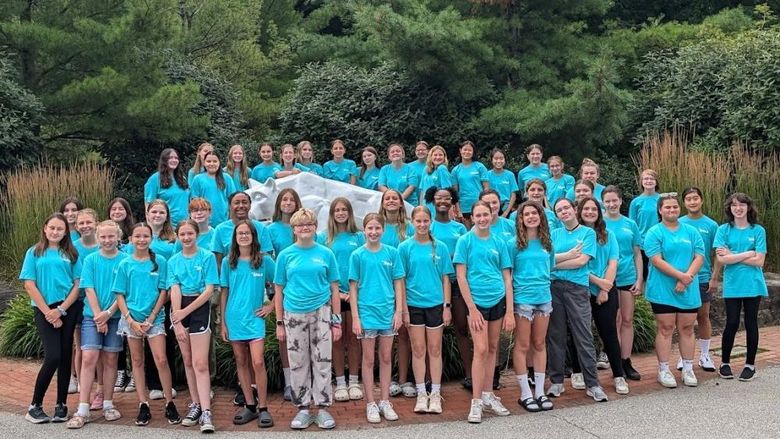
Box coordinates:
[257,410,274,428]
[233,406,258,425]
[290,410,313,430]
[66,414,90,429]
[389,381,402,397]
[400,382,417,398]
[315,409,336,429]
[348,383,364,400]
[537,395,554,411]
[519,397,542,413]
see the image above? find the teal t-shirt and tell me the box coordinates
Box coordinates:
[250,162,282,183]
[398,239,454,308]
[629,193,661,248]
[713,223,768,298]
[323,159,358,183]
[173,227,215,253]
[70,230,81,242]
[508,238,554,305]
[451,162,489,214]
[551,225,597,287]
[211,219,273,256]
[274,243,340,313]
[679,215,718,283]
[167,247,220,295]
[453,231,512,308]
[316,231,365,292]
[418,165,452,205]
[604,216,641,286]
[379,164,420,205]
[144,171,190,225]
[545,174,576,205]
[220,256,276,340]
[431,219,467,280]
[19,247,82,307]
[74,239,99,260]
[643,223,705,309]
[190,173,237,226]
[566,183,605,206]
[187,167,204,185]
[80,251,128,318]
[380,223,414,248]
[267,221,294,256]
[123,236,176,260]
[587,232,619,296]
[224,167,249,192]
[349,245,405,330]
[488,169,519,211]
[357,167,380,190]
[303,162,323,176]
[112,255,168,324]
[407,160,427,180]
[517,164,551,194]
[491,216,516,241]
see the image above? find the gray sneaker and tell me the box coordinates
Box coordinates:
[199,409,215,433]
[586,386,609,402]
[547,383,565,397]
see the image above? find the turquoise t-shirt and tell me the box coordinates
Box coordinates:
[451,161,489,214]
[508,238,555,305]
[112,255,168,324]
[380,223,415,248]
[357,167,380,191]
[250,162,283,183]
[74,239,99,260]
[418,165,452,205]
[303,162,323,176]
[430,220,468,257]
[211,219,273,256]
[144,171,190,225]
[551,225,597,287]
[220,256,276,341]
[398,239,454,308]
[566,183,605,205]
[512,208,560,230]
[349,245,405,330]
[19,247,82,307]
[643,223,705,309]
[190,173,237,226]
[173,227,215,253]
[379,164,420,205]
[323,159,358,183]
[545,174,576,205]
[491,216,516,241]
[488,169,519,211]
[713,223,768,298]
[267,221,294,256]
[604,216,642,286]
[80,251,128,318]
[187,167,204,185]
[316,231,365,292]
[151,235,176,260]
[167,247,220,296]
[407,160,427,180]
[453,231,512,308]
[274,243,340,313]
[517,164,551,194]
[224,167,249,192]
[679,215,718,283]
[69,230,81,242]
[587,232,619,296]
[629,193,661,248]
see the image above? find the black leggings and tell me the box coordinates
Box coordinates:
[32,303,80,405]
[570,288,624,378]
[721,297,761,365]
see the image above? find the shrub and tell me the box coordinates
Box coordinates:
[0,294,40,358]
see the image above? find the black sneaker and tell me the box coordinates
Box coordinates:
[182,402,202,427]
[165,401,182,425]
[492,368,501,390]
[233,389,245,406]
[623,358,641,381]
[738,367,756,382]
[25,405,50,424]
[51,403,68,423]
[135,402,151,426]
[461,377,473,391]
[719,364,734,379]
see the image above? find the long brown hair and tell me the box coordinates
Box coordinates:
[577,196,608,244]
[191,142,214,177]
[157,148,188,189]
[514,201,552,251]
[378,189,409,241]
[228,220,264,269]
[146,200,176,242]
[34,213,79,262]
[272,188,302,223]
[106,197,135,244]
[326,197,358,246]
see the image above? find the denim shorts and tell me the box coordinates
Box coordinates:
[117,316,166,339]
[357,328,396,339]
[80,317,123,352]
[514,302,553,321]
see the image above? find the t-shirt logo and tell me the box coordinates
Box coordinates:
[252,272,263,278]
[312,257,325,265]
[490,249,499,256]
[195,265,203,271]
[382,260,393,267]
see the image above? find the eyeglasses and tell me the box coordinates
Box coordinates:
[434,196,452,201]
[236,231,253,237]
[293,223,316,229]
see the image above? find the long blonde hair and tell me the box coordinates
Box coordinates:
[426,145,449,174]
[225,144,250,188]
[191,142,214,177]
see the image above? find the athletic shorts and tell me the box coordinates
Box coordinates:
[408,304,444,328]
[180,295,212,335]
[80,317,123,352]
[649,302,699,315]
[699,282,712,304]
[468,299,507,322]
[73,300,84,326]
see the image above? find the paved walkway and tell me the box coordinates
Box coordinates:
[1,327,778,432]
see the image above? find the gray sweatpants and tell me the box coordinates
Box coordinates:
[547,280,600,388]
[284,305,333,408]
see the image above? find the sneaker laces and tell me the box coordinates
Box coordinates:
[185,403,201,419]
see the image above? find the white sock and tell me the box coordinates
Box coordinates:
[283,368,291,386]
[481,391,491,401]
[659,362,670,372]
[299,409,309,415]
[77,402,90,417]
[699,339,711,357]
[103,400,114,410]
[682,359,694,372]
[746,364,755,371]
[534,373,546,398]
[349,374,360,385]
[431,384,441,393]
[516,374,532,400]
[335,376,346,386]
[416,383,426,394]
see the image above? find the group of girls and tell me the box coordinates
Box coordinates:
[20,141,768,430]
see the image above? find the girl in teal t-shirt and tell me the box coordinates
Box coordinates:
[487,149,519,216]
[544,156,575,206]
[629,169,661,251]
[451,141,489,226]
[250,142,282,184]
[349,213,405,422]
[267,188,302,257]
[379,143,419,205]
[144,148,190,225]
[174,197,215,253]
[398,207,454,413]
[60,196,84,243]
[190,152,237,226]
[480,189,516,241]
[516,144,551,196]
[296,140,323,176]
[713,192,767,381]
[224,144,251,192]
[417,145,452,207]
[453,201,514,422]
[357,146,380,191]
[276,143,310,179]
[323,139,358,184]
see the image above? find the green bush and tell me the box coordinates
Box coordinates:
[0,294,41,358]
[633,296,657,353]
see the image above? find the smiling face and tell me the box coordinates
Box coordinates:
[527,147,542,165]
[526,182,545,203]
[415,143,429,160]
[460,144,474,161]
[131,226,151,250]
[44,218,68,246]
[579,199,600,226]
[204,154,220,174]
[659,198,680,223]
[522,205,541,229]
[97,224,120,252]
[364,219,384,243]
[235,223,254,249]
[279,192,298,215]
[190,205,211,224]
[388,145,404,162]
[574,183,593,203]
[492,151,505,170]
[166,151,180,170]
[382,191,402,213]
[412,210,432,236]
[333,201,350,225]
[177,223,198,249]
[431,149,445,166]
[282,146,296,166]
[231,146,244,164]
[730,199,748,220]
[300,143,314,161]
[683,192,702,215]
[292,220,316,241]
[331,142,345,159]
[641,171,657,192]
[62,202,79,226]
[602,191,622,216]
[548,159,562,177]
[230,194,250,220]
[146,204,168,227]
[581,165,599,183]
[472,204,492,230]
[109,202,127,222]
[76,213,97,238]
[259,145,274,162]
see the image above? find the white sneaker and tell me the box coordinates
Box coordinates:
[586,386,609,402]
[124,374,136,392]
[68,376,79,394]
[467,399,482,423]
[657,370,677,388]
[378,400,399,421]
[366,402,380,423]
[428,391,443,414]
[682,369,698,387]
[334,384,349,402]
[414,392,429,413]
[699,355,716,372]
[481,393,510,416]
[614,377,629,395]
[676,358,684,371]
[571,373,586,390]
[149,390,164,400]
[596,352,609,370]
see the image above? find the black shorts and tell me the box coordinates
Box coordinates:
[180,296,212,335]
[408,304,444,328]
[616,284,634,291]
[468,299,507,322]
[450,278,461,299]
[650,302,699,315]
[340,298,351,313]
[699,282,712,303]
[73,300,85,325]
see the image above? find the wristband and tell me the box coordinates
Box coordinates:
[56,306,67,316]
[331,313,342,325]
[444,303,451,308]
[276,320,285,327]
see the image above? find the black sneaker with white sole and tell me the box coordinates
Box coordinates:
[165,401,182,424]
[182,403,203,427]
[719,364,734,379]
[738,367,756,382]
[25,405,50,424]
[51,403,68,423]
[135,402,151,426]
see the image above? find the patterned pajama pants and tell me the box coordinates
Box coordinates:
[284,305,333,408]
